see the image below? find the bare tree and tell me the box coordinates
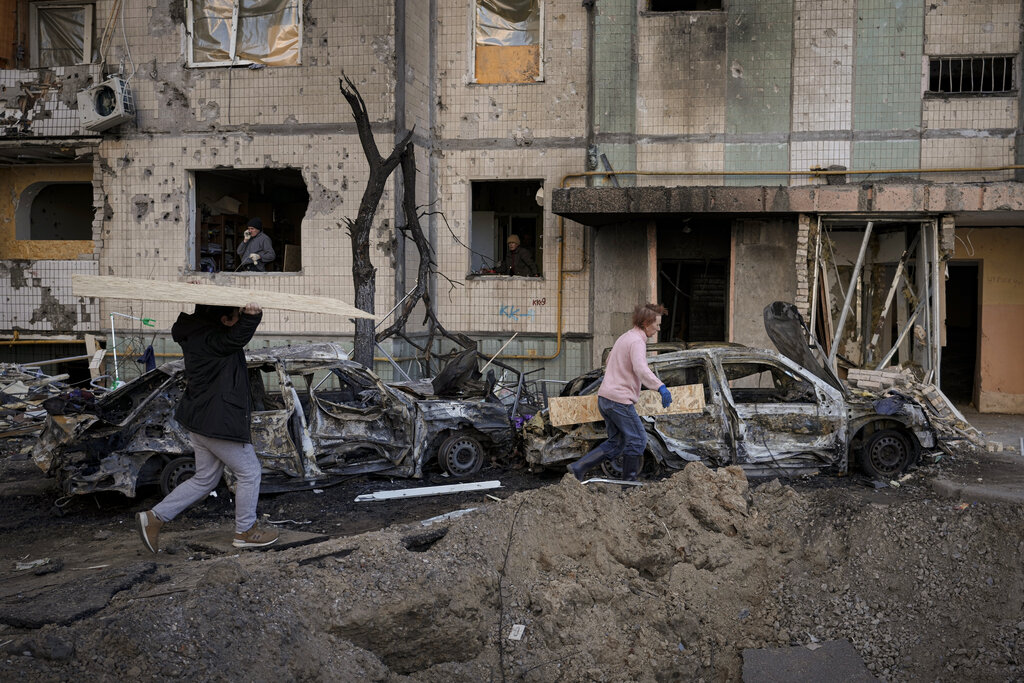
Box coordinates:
[339,74,471,369]
[338,74,412,367]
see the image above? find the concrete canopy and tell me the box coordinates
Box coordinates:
[551,181,1024,227]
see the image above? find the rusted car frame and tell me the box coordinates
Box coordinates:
[33,343,515,499]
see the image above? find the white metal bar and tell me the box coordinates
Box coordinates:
[808,216,822,343]
[355,480,501,502]
[876,300,924,371]
[829,221,873,367]
[930,220,942,387]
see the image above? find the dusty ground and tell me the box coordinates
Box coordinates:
[0,437,1022,682]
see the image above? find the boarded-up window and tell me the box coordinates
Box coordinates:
[187,0,301,67]
[30,2,94,67]
[474,0,541,84]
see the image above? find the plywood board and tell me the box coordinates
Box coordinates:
[548,385,705,427]
[72,275,377,320]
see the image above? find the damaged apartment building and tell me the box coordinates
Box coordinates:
[1,0,1023,414]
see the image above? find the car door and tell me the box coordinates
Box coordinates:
[717,355,847,472]
[646,357,732,466]
[247,362,308,478]
[304,365,415,474]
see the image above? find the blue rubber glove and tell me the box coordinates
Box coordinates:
[658,385,672,409]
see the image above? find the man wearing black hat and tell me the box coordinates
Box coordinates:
[236,217,275,272]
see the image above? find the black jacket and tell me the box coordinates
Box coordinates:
[171,309,262,443]
[497,246,538,277]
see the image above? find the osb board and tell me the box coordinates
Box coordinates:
[72,275,377,320]
[475,44,540,84]
[548,385,705,427]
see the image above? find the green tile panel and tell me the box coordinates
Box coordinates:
[726,0,794,135]
[594,0,638,136]
[725,143,791,186]
[854,0,924,132]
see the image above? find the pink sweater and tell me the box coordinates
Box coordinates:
[597,327,664,405]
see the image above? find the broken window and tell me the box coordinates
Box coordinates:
[928,56,1015,94]
[191,168,308,273]
[723,361,815,404]
[474,0,542,84]
[186,0,301,67]
[470,180,543,277]
[16,181,93,240]
[647,0,723,10]
[29,2,94,67]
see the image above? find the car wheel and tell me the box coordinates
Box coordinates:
[160,456,197,496]
[858,429,913,479]
[439,433,484,478]
[600,452,647,480]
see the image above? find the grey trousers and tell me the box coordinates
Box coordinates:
[152,431,262,534]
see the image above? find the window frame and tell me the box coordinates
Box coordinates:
[185,0,303,69]
[29,1,94,68]
[470,0,544,84]
[925,55,1017,96]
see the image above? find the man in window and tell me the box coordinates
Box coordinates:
[497,233,538,277]
[236,218,275,272]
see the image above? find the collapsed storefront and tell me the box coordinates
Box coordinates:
[552,176,1024,414]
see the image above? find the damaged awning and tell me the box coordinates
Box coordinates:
[550,182,1024,227]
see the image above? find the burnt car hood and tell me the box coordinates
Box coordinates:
[763,301,847,397]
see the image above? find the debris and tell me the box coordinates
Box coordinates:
[583,478,643,487]
[15,558,51,571]
[355,481,501,502]
[508,624,525,641]
[419,508,478,527]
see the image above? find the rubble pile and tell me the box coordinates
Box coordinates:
[845,367,1000,452]
[0,364,70,439]
[2,463,1021,682]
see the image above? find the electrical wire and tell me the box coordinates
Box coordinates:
[119,0,137,85]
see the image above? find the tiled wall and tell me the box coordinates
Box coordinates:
[94,131,398,337]
[0,260,99,332]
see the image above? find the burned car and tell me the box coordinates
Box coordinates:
[33,343,515,499]
[525,303,941,480]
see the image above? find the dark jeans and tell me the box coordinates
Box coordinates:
[588,396,647,463]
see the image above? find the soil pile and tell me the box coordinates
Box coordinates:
[1,462,1022,682]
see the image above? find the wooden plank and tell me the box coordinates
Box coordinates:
[72,275,378,320]
[548,384,705,427]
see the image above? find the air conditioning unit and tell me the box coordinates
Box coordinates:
[77,77,135,132]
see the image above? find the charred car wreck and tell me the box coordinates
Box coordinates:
[33,344,516,498]
[525,303,947,481]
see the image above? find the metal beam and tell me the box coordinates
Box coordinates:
[828,221,873,368]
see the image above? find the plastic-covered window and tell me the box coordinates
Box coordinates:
[32,4,93,67]
[475,0,541,83]
[189,0,301,67]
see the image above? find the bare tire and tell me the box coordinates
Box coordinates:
[439,434,484,478]
[160,457,196,496]
[600,452,647,479]
[858,429,913,480]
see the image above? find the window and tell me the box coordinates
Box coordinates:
[470,180,543,277]
[928,56,1015,94]
[30,2,94,67]
[191,168,307,273]
[648,0,723,10]
[16,181,93,240]
[474,0,542,84]
[186,0,301,67]
[723,362,815,404]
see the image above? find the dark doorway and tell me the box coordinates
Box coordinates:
[656,219,730,343]
[658,260,728,342]
[941,262,979,404]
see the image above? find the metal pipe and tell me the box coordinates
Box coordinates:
[876,300,924,370]
[829,222,873,368]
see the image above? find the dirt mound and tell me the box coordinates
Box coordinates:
[2,462,1022,682]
